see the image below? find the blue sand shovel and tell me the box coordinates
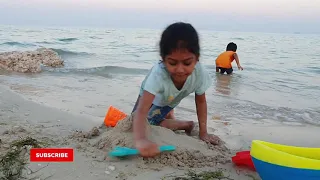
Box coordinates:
[108,145,176,157]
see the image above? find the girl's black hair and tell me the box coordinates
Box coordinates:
[159,22,200,59]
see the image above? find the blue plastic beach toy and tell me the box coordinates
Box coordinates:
[108,145,176,157]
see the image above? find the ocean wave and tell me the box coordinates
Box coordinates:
[223,102,320,126]
[233,37,245,40]
[57,38,78,42]
[89,36,103,39]
[289,67,320,76]
[51,48,93,57]
[242,67,288,74]
[43,65,149,77]
[307,66,320,74]
[36,41,56,45]
[1,41,36,47]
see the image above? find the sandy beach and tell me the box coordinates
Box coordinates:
[1,82,320,180]
[1,26,319,180]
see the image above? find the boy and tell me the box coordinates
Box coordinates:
[215,42,243,74]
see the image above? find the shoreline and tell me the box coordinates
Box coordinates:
[0,84,259,180]
[1,83,320,180]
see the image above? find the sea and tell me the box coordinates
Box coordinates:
[0,25,319,126]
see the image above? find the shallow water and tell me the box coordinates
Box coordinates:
[0,25,320,126]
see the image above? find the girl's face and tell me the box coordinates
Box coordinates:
[163,49,198,84]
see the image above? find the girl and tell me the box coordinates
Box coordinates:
[132,22,220,158]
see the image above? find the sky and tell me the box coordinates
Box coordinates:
[0,0,319,33]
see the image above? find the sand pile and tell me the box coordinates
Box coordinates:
[72,115,232,169]
[0,48,64,73]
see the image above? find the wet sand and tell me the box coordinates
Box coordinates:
[1,84,319,180]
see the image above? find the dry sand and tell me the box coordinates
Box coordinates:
[71,114,231,169]
[1,83,320,180]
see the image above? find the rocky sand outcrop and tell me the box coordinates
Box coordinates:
[0,48,64,73]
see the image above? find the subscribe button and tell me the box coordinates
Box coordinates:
[30,148,74,162]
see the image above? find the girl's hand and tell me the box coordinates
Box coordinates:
[238,66,243,70]
[199,133,221,145]
[135,139,160,157]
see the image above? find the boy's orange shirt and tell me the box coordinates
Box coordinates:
[215,51,235,69]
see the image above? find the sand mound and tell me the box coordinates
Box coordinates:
[0,48,64,73]
[74,115,232,169]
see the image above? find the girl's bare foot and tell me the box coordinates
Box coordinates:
[185,121,195,136]
[160,119,195,135]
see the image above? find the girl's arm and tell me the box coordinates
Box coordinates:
[194,64,220,145]
[195,92,208,136]
[133,91,155,141]
[195,92,221,145]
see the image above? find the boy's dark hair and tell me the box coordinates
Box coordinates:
[226,42,237,52]
[159,22,200,59]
